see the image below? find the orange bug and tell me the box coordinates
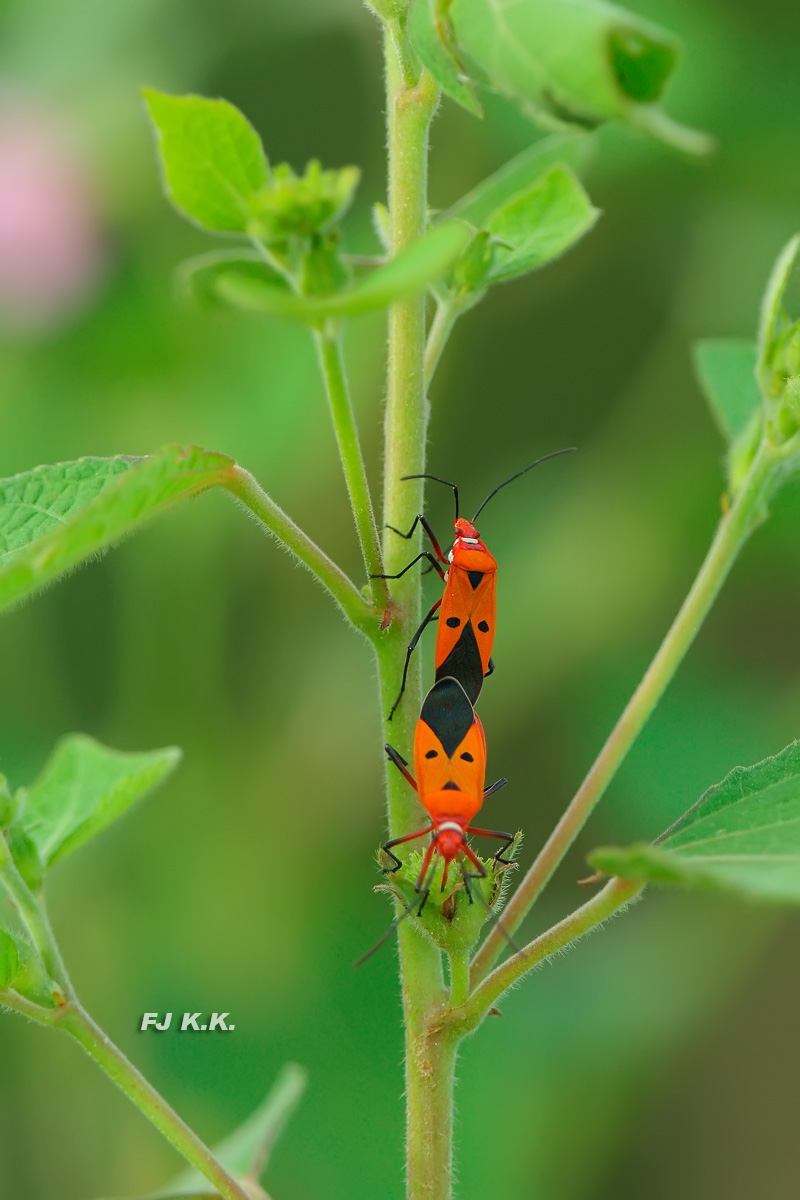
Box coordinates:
[353,677,515,967]
[381,676,513,898]
[376,449,575,719]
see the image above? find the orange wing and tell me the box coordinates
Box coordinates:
[414,679,486,823]
[434,567,496,674]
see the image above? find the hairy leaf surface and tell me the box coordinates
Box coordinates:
[144,90,268,232]
[21,735,181,867]
[0,446,234,615]
[590,742,800,902]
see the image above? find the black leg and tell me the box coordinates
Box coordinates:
[485,656,495,678]
[482,777,507,800]
[384,744,418,792]
[385,513,448,565]
[371,550,445,582]
[388,598,442,721]
[466,826,516,864]
[380,823,433,873]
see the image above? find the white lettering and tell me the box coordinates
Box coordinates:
[181,1012,202,1031]
[208,1012,231,1031]
[141,1012,172,1031]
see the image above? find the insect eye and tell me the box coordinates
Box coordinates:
[460,752,474,762]
[425,749,438,759]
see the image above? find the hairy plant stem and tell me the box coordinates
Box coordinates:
[449,878,643,1036]
[448,951,471,1009]
[377,19,450,1200]
[424,300,460,388]
[472,438,781,985]
[0,843,69,990]
[58,1003,251,1200]
[0,847,250,1200]
[226,466,376,637]
[314,328,388,607]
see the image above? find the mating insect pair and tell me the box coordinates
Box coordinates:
[357,451,574,964]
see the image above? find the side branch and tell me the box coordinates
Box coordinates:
[225,466,377,638]
[450,878,643,1036]
[471,440,779,983]
[314,329,389,609]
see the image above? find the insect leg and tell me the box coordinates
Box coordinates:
[384,743,418,792]
[459,851,522,956]
[482,777,508,800]
[371,550,445,582]
[380,824,434,873]
[485,657,495,678]
[387,597,442,721]
[385,512,448,565]
[466,826,516,864]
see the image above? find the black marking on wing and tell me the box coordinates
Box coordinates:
[446,616,461,628]
[420,676,475,758]
[477,619,489,633]
[435,621,484,706]
[460,752,474,762]
[425,749,437,759]
[442,781,461,791]
[467,570,484,590]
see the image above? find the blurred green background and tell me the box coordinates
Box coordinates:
[1,1,800,1197]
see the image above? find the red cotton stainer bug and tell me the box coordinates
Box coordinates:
[374,448,575,720]
[354,676,515,967]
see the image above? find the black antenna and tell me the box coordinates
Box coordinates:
[460,863,522,958]
[402,473,459,522]
[471,447,576,524]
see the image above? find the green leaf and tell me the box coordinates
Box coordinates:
[177,249,288,310]
[163,1063,307,1195]
[757,233,800,386]
[20,735,181,868]
[483,165,598,284]
[443,131,592,227]
[144,90,268,233]
[447,0,710,153]
[0,445,234,616]
[409,0,483,116]
[693,339,761,442]
[211,222,470,322]
[590,741,800,902]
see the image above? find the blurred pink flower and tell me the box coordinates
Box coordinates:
[0,102,105,331]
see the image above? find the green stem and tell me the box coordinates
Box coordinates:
[225,466,376,638]
[0,844,70,991]
[0,988,60,1024]
[452,879,643,1036]
[471,440,780,984]
[314,330,388,608]
[379,19,446,1200]
[448,950,471,1009]
[58,1003,251,1200]
[424,300,460,389]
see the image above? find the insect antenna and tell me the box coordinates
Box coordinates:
[402,473,459,521]
[459,861,523,958]
[471,447,577,524]
[352,893,418,968]
[353,849,438,968]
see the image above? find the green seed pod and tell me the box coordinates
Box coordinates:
[379,836,521,957]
